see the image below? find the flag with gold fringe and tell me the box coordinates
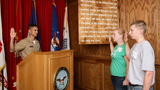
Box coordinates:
[0,2,8,90]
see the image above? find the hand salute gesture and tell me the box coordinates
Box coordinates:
[10,28,16,38]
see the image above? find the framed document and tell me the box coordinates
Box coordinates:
[78,0,119,44]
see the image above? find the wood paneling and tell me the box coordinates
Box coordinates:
[69,0,159,58]
[104,62,112,90]
[68,0,111,58]
[83,62,99,89]
[74,59,81,86]
[68,1,80,54]
[155,65,160,90]
[120,0,158,59]
[158,0,160,64]
[118,0,125,29]
[68,0,159,58]
[74,57,113,90]
[68,0,160,89]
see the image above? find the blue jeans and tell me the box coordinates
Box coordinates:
[128,85,153,90]
[111,75,128,90]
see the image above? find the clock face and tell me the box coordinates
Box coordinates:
[54,67,69,90]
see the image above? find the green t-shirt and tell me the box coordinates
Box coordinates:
[110,44,126,76]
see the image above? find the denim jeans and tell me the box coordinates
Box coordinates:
[128,85,153,90]
[111,75,128,90]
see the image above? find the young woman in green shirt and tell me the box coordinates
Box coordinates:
[109,28,129,90]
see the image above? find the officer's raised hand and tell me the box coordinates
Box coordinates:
[10,27,16,38]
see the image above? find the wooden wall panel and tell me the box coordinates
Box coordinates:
[155,65,160,90]
[119,0,125,29]
[158,0,160,64]
[68,0,159,60]
[68,1,81,54]
[122,0,158,58]
[68,0,159,58]
[68,0,111,58]
[68,0,160,89]
[74,57,113,90]
[83,61,99,89]
[74,60,81,86]
[156,1,160,89]
[119,0,160,89]
[104,61,113,90]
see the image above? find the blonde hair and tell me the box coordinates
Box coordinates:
[115,28,125,37]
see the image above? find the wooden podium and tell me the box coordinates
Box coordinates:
[16,50,74,90]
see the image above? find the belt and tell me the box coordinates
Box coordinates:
[129,83,142,87]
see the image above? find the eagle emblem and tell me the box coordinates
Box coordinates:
[57,76,66,86]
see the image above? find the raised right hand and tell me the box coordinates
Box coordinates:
[124,31,128,43]
[10,28,16,38]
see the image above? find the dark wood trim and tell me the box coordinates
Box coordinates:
[68,0,77,3]
[74,55,111,61]
[75,85,97,90]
